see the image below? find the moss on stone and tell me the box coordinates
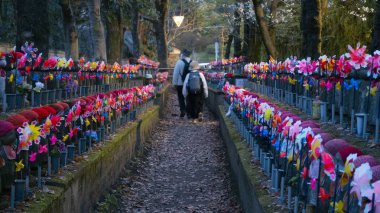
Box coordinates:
[218,105,281,213]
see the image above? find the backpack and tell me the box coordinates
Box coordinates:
[187,72,203,95]
[180,59,192,82]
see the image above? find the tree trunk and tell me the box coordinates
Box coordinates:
[252,0,277,59]
[225,34,233,59]
[103,0,122,63]
[87,0,107,61]
[130,0,140,57]
[233,4,242,57]
[154,0,168,68]
[242,3,251,56]
[60,0,79,60]
[16,0,50,56]
[301,0,322,59]
[371,0,380,52]
[247,24,262,62]
[269,0,279,46]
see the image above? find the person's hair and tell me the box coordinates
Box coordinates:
[181,49,191,57]
[190,61,200,70]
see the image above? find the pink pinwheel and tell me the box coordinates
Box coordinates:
[29,152,37,162]
[69,128,74,139]
[38,144,48,154]
[370,51,380,78]
[351,163,373,205]
[50,134,57,145]
[66,110,73,124]
[17,53,27,68]
[33,53,43,69]
[309,159,320,190]
[361,180,380,213]
[337,55,352,77]
[345,43,371,70]
[322,152,336,181]
[289,120,302,140]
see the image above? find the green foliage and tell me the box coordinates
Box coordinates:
[322,0,376,56]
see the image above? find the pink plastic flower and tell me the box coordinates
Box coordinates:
[50,134,57,145]
[38,144,48,154]
[29,152,37,162]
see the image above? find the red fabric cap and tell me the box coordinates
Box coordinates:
[32,107,50,122]
[19,110,39,122]
[337,146,363,163]
[49,104,64,112]
[0,120,15,137]
[42,106,57,115]
[324,139,349,156]
[6,114,29,128]
[354,155,379,168]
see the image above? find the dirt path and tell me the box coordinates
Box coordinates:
[116,92,241,212]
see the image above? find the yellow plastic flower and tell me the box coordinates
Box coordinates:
[29,124,41,142]
[311,137,321,159]
[264,108,272,121]
[90,62,98,70]
[62,134,69,142]
[288,77,296,85]
[330,200,344,213]
[57,58,66,68]
[336,82,341,90]
[9,73,14,83]
[15,160,24,172]
[303,82,310,91]
[85,118,90,127]
[371,86,378,97]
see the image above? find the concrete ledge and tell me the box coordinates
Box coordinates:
[26,85,168,213]
[207,89,280,213]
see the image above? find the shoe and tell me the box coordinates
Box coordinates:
[198,113,203,122]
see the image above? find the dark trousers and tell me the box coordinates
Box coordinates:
[186,93,204,119]
[176,86,186,114]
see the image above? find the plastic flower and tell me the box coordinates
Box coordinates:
[330,200,344,213]
[15,160,24,172]
[336,81,341,90]
[33,81,44,92]
[29,152,37,162]
[319,187,330,205]
[322,152,336,181]
[370,86,378,97]
[341,153,358,187]
[50,134,57,145]
[351,163,372,205]
[38,144,48,154]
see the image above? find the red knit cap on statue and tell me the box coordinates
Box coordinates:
[6,114,29,128]
[49,103,64,113]
[0,120,15,137]
[42,106,57,115]
[32,107,50,122]
[19,110,39,123]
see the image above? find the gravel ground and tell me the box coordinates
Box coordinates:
[116,92,242,213]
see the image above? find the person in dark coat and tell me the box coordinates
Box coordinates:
[182,61,208,123]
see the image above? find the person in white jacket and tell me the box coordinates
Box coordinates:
[182,61,208,122]
[172,49,192,118]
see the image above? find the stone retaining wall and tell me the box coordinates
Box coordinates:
[26,85,169,213]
